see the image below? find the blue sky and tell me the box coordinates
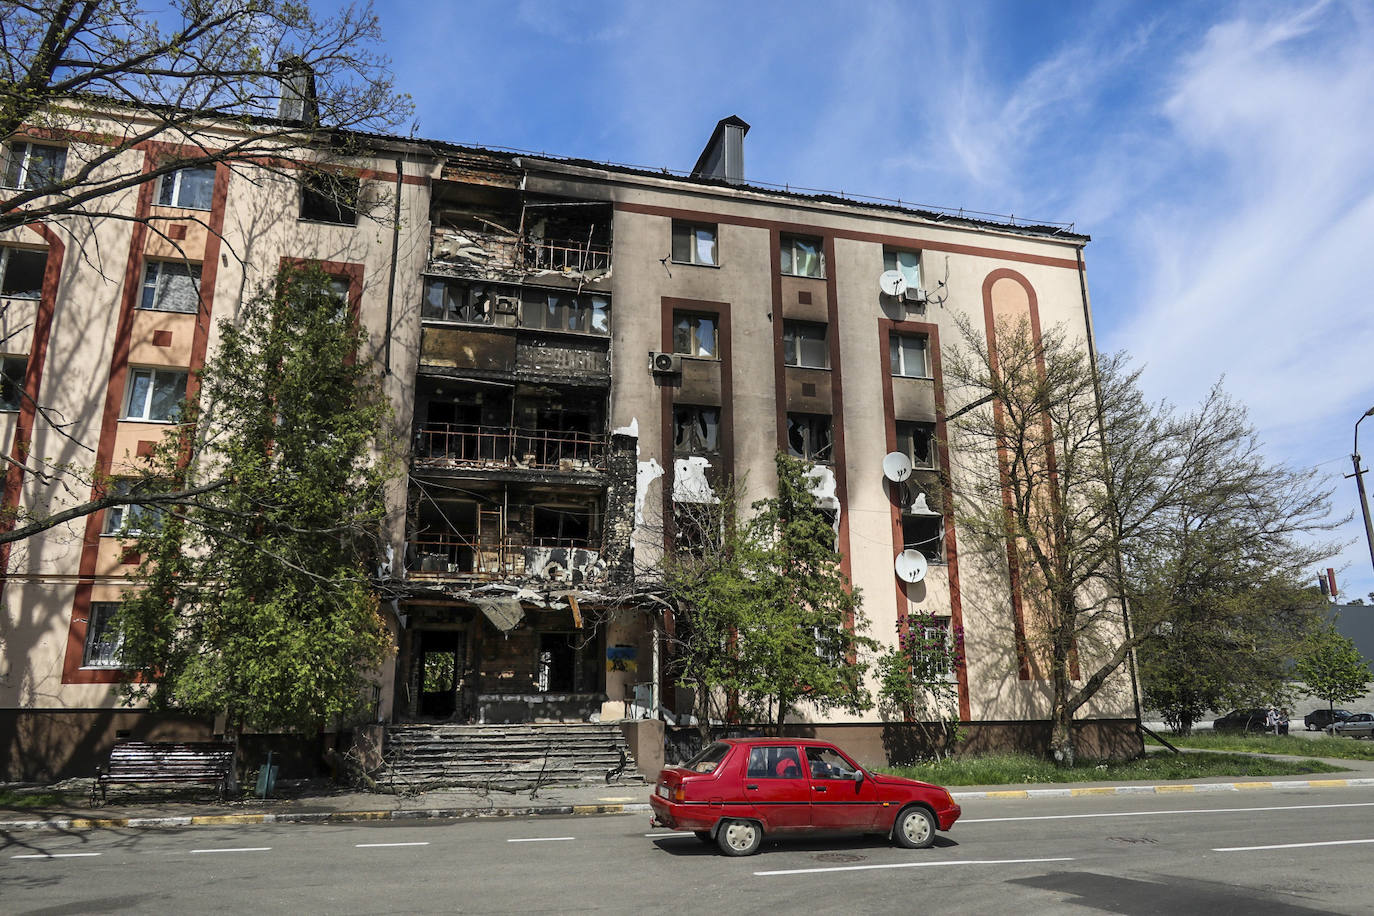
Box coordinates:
[353,0,1374,599]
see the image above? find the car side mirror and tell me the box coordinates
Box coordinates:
[854,769,864,788]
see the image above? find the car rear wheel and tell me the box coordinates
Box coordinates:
[893,806,937,849]
[716,819,762,856]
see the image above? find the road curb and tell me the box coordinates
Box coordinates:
[950,777,1374,800]
[0,802,654,833]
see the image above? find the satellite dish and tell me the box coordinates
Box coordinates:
[882,451,913,483]
[895,549,928,584]
[879,270,908,297]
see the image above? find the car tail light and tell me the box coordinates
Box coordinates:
[673,785,686,802]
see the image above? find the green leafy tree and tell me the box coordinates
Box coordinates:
[1294,625,1372,712]
[946,315,1336,765]
[661,454,875,735]
[876,613,964,756]
[114,266,394,750]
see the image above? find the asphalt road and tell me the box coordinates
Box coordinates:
[5,787,1374,914]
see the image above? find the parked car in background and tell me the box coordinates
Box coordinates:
[1327,712,1374,738]
[1212,709,1269,733]
[1304,708,1353,731]
[648,738,961,856]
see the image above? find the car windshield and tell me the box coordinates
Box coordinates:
[682,742,730,774]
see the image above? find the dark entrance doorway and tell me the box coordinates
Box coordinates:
[537,632,600,694]
[417,630,466,719]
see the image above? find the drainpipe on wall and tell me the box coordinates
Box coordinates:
[382,157,403,375]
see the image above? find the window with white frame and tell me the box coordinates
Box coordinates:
[83,602,125,668]
[139,261,201,313]
[672,312,717,358]
[895,420,937,470]
[3,142,67,190]
[123,368,187,422]
[521,292,610,334]
[0,356,27,411]
[783,320,829,368]
[889,332,929,378]
[780,234,824,278]
[883,248,921,290]
[102,479,164,536]
[156,166,216,210]
[0,246,47,299]
[671,221,718,266]
[786,413,833,462]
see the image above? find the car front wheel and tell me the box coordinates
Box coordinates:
[716,819,762,856]
[893,806,937,849]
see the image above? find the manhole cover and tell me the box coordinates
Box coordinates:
[814,853,867,863]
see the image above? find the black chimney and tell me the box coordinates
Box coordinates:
[276,56,319,125]
[691,115,749,184]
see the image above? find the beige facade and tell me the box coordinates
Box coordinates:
[0,112,1138,778]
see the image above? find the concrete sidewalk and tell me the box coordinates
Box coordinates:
[5,751,1374,833]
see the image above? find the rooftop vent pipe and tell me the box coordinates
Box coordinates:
[691,115,749,185]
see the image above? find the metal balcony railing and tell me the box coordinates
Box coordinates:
[525,238,611,273]
[414,424,606,471]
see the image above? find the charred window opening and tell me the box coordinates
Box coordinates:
[523,204,612,273]
[902,513,944,562]
[672,502,721,557]
[299,172,359,225]
[533,504,593,547]
[673,405,720,454]
[895,421,937,470]
[521,291,610,334]
[423,278,517,324]
[0,246,47,299]
[786,413,833,462]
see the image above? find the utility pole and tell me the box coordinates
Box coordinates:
[1353,407,1374,573]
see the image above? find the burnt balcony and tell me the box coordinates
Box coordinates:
[408,534,603,583]
[413,424,606,472]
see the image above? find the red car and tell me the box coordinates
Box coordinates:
[648,738,961,856]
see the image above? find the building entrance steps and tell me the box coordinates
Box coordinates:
[375,722,646,792]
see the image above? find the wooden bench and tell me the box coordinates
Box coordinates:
[92,741,235,806]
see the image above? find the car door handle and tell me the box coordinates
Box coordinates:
[745,784,758,790]
[812,785,827,792]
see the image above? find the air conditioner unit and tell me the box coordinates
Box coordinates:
[903,287,928,304]
[649,351,682,374]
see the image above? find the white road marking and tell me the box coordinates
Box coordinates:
[12,853,102,859]
[1215,838,1374,852]
[189,847,272,854]
[961,801,1374,824]
[507,836,575,843]
[355,842,431,848]
[755,856,1074,877]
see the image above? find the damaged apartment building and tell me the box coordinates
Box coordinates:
[2,104,1142,780]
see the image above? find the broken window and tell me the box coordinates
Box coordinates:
[0,356,27,411]
[783,321,829,368]
[673,405,720,454]
[3,142,66,190]
[522,292,610,334]
[902,512,944,562]
[889,332,929,378]
[139,261,201,313]
[672,221,718,266]
[299,172,359,224]
[786,413,833,462]
[895,421,937,470]
[780,234,824,278]
[672,502,720,556]
[423,277,509,324]
[673,312,717,358]
[83,602,125,668]
[0,246,46,298]
[156,166,216,210]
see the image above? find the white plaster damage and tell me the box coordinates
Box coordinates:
[806,463,842,535]
[673,456,718,504]
[612,418,639,438]
[636,459,664,525]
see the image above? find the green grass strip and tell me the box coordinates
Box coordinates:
[1144,732,1374,761]
[881,751,1346,786]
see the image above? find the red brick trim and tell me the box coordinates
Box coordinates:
[879,318,971,721]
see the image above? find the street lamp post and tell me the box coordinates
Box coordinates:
[1354,407,1374,573]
